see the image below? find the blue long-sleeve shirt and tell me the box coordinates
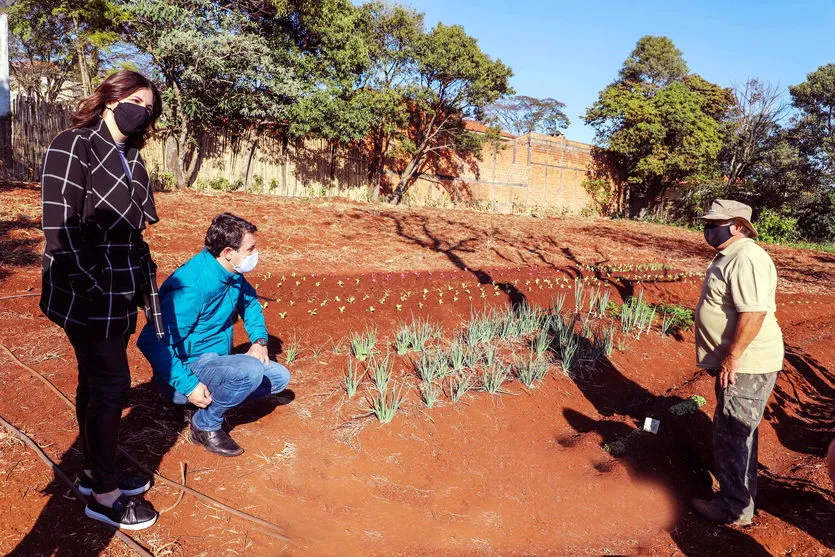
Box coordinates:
[137,248,268,396]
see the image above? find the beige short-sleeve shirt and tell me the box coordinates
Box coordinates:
[695,237,784,373]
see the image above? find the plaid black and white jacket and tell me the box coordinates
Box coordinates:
[40,118,164,339]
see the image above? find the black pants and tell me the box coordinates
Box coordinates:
[65,327,131,494]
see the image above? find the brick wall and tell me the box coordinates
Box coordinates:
[405,131,599,214]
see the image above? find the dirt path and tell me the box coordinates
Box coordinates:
[1,183,833,556]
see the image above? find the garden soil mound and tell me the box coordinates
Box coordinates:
[1,183,833,556]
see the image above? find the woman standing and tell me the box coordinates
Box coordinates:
[40,70,164,530]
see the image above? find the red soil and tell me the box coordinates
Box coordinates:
[0,183,833,556]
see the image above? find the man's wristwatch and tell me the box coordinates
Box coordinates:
[254,338,268,347]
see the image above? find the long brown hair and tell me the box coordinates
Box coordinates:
[70,70,163,149]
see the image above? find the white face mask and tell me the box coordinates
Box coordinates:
[233,250,259,274]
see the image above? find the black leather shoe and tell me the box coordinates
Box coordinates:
[85,494,157,530]
[190,423,244,457]
[78,471,151,497]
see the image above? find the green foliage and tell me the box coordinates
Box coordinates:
[420,380,440,408]
[283,335,301,364]
[8,0,122,99]
[343,358,362,398]
[448,339,465,372]
[658,304,695,336]
[149,169,176,192]
[669,395,707,416]
[394,317,441,354]
[516,350,548,388]
[619,36,688,87]
[199,177,241,192]
[789,64,835,180]
[466,309,501,345]
[755,209,801,244]
[481,362,510,394]
[620,291,656,338]
[792,190,835,242]
[581,178,614,214]
[584,36,733,215]
[414,348,448,383]
[449,370,474,402]
[367,381,406,424]
[350,328,377,361]
[368,351,393,393]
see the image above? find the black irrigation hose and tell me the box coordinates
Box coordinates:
[0,413,154,557]
[0,343,293,544]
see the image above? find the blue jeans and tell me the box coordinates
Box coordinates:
[177,353,291,432]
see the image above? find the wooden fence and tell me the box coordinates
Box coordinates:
[0,96,603,215]
[0,97,372,198]
[1,96,72,181]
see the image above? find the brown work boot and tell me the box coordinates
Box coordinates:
[691,498,752,527]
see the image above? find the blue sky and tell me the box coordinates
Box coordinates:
[399,0,835,144]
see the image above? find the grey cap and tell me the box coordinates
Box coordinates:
[698,199,758,238]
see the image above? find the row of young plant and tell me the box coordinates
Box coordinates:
[337,281,694,424]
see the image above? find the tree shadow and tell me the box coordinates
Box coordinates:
[10,359,292,556]
[766,346,834,457]
[382,211,527,310]
[0,211,41,283]
[8,381,182,555]
[559,354,773,557]
[561,340,835,554]
[756,468,835,549]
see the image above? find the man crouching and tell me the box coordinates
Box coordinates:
[138,213,291,456]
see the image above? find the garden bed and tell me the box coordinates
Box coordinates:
[1,183,833,556]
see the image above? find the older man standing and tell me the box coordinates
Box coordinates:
[691,199,784,527]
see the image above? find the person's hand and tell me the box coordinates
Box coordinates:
[187,382,212,408]
[719,354,740,388]
[247,342,269,365]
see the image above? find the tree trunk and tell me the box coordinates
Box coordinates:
[72,17,91,96]
[389,154,422,205]
[167,129,202,190]
[239,136,259,190]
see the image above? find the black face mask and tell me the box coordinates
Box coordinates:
[704,223,734,248]
[111,102,151,137]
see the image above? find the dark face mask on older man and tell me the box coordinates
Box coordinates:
[703,222,735,248]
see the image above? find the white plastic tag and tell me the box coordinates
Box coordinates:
[643,417,660,435]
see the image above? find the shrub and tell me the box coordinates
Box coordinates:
[755,208,801,244]
[658,304,695,336]
[149,169,176,192]
[202,177,242,192]
[792,191,835,243]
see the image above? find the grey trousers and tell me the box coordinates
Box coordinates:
[713,370,779,521]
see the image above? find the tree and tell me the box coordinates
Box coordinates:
[619,35,688,87]
[386,22,513,204]
[482,95,570,136]
[583,36,734,216]
[349,2,422,195]
[123,0,305,189]
[7,0,122,100]
[721,79,789,187]
[789,63,835,184]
